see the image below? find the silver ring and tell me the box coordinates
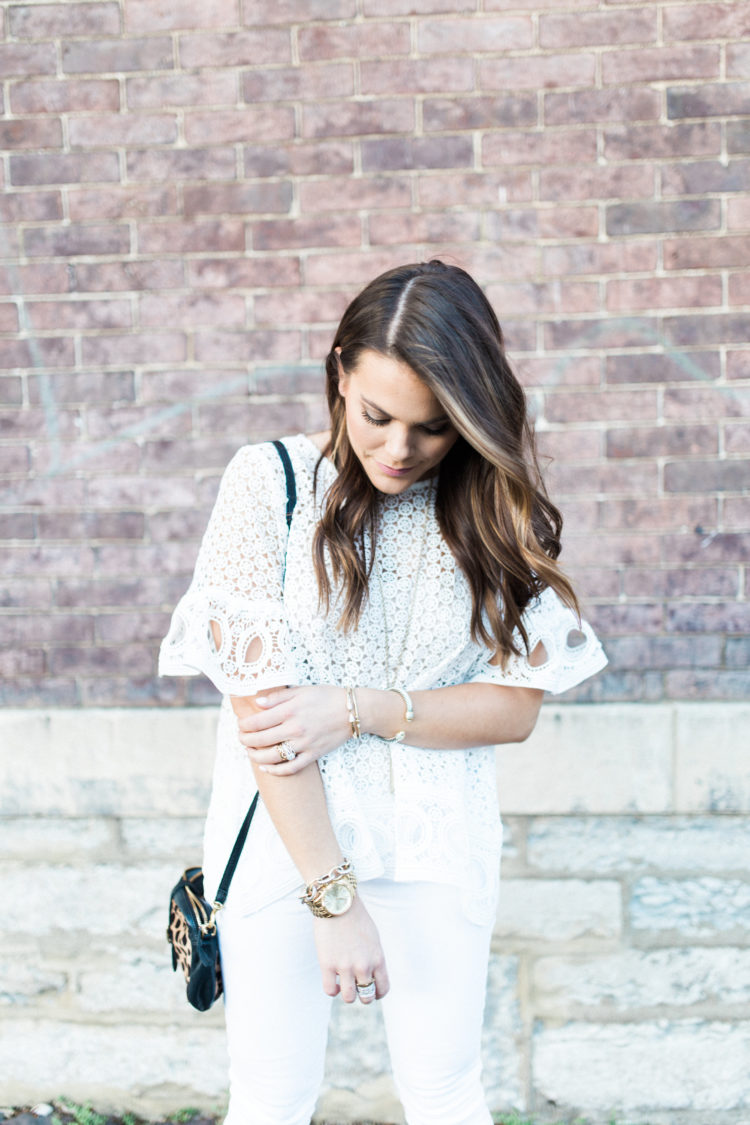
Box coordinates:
[278,741,297,762]
[356,980,376,1000]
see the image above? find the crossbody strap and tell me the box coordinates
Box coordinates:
[213,439,298,907]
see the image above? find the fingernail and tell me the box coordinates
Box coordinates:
[256,696,268,707]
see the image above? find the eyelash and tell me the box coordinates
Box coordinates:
[361,409,449,436]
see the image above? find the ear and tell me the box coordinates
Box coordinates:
[335,347,351,397]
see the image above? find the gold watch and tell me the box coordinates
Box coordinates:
[301,859,358,918]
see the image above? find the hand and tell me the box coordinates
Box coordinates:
[313,897,390,1004]
[236,684,351,775]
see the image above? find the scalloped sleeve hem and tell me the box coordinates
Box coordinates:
[468,585,607,695]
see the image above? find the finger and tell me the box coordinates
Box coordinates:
[320,968,339,998]
[373,964,390,1000]
[338,972,358,1005]
[238,722,287,748]
[238,710,287,735]
[355,977,377,1005]
[258,755,309,776]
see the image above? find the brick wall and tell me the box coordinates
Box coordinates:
[1,0,749,707]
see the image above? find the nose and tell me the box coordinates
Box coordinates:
[384,425,413,464]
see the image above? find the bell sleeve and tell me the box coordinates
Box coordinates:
[467,585,607,695]
[158,443,299,697]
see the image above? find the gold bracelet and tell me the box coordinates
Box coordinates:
[345,685,361,739]
[381,686,414,744]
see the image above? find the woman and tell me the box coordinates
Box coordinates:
[160,260,606,1125]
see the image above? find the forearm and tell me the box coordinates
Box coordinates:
[356,682,544,749]
[230,694,344,883]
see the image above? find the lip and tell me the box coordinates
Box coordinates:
[375,461,415,478]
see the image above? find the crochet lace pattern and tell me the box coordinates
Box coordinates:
[160,434,607,924]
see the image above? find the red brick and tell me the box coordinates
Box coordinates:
[303,98,414,139]
[545,389,658,424]
[10,152,119,186]
[69,113,178,148]
[85,404,190,443]
[196,401,306,439]
[663,159,750,196]
[607,424,718,460]
[126,147,236,182]
[10,78,120,114]
[70,260,186,293]
[242,0,355,22]
[603,122,721,162]
[560,530,661,567]
[1,543,95,579]
[49,644,155,677]
[360,58,474,96]
[419,15,532,52]
[0,377,23,405]
[10,2,120,36]
[364,0,473,11]
[28,371,134,405]
[242,62,353,102]
[185,107,295,145]
[0,306,20,333]
[188,256,300,289]
[126,0,238,32]
[623,566,735,599]
[725,497,750,528]
[605,635,722,671]
[727,351,750,382]
[540,9,655,48]
[140,292,246,328]
[538,207,599,239]
[81,675,185,707]
[515,355,602,389]
[480,53,596,91]
[0,118,62,149]
[726,422,750,454]
[540,165,655,203]
[81,333,186,367]
[194,329,301,364]
[68,185,178,221]
[664,460,748,494]
[137,219,244,254]
[667,601,750,635]
[663,314,750,347]
[24,224,130,258]
[606,352,721,386]
[299,175,411,213]
[0,578,54,610]
[602,496,717,533]
[665,670,750,701]
[368,210,481,246]
[362,135,472,173]
[417,170,533,207]
[86,475,198,510]
[486,279,598,316]
[62,37,174,74]
[0,43,57,77]
[24,299,132,331]
[252,214,361,251]
[606,276,722,312]
[664,2,750,41]
[729,273,750,306]
[664,530,750,565]
[483,128,597,168]
[667,82,750,120]
[146,507,212,541]
[178,29,291,67]
[184,182,292,217]
[607,200,719,237]
[545,317,660,352]
[603,45,720,86]
[0,190,59,225]
[96,611,171,644]
[2,614,95,645]
[544,88,659,127]
[423,94,537,133]
[298,22,410,60]
[664,235,750,271]
[728,121,750,157]
[0,513,35,539]
[304,250,426,288]
[34,439,142,476]
[245,140,353,178]
[535,429,601,462]
[727,44,750,79]
[140,436,241,474]
[126,73,236,110]
[0,338,75,370]
[0,264,69,297]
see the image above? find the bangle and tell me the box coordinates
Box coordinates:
[381,686,414,744]
[345,685,361,739]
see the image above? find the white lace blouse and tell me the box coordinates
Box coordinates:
[159,434,607,924]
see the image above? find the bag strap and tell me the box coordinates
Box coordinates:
[213,438,298,908]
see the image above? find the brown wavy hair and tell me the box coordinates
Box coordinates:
[312,260,578,663]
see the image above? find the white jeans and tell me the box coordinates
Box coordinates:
[218,879,495,1125]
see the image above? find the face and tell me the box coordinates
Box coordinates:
[337,348,458,494]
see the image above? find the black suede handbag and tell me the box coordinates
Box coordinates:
[166,439,297,1011]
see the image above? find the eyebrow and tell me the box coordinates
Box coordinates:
[361,395,449,425]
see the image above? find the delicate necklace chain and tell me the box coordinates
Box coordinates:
[374,484,434,689]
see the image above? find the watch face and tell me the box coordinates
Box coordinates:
[322,881,353,915]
